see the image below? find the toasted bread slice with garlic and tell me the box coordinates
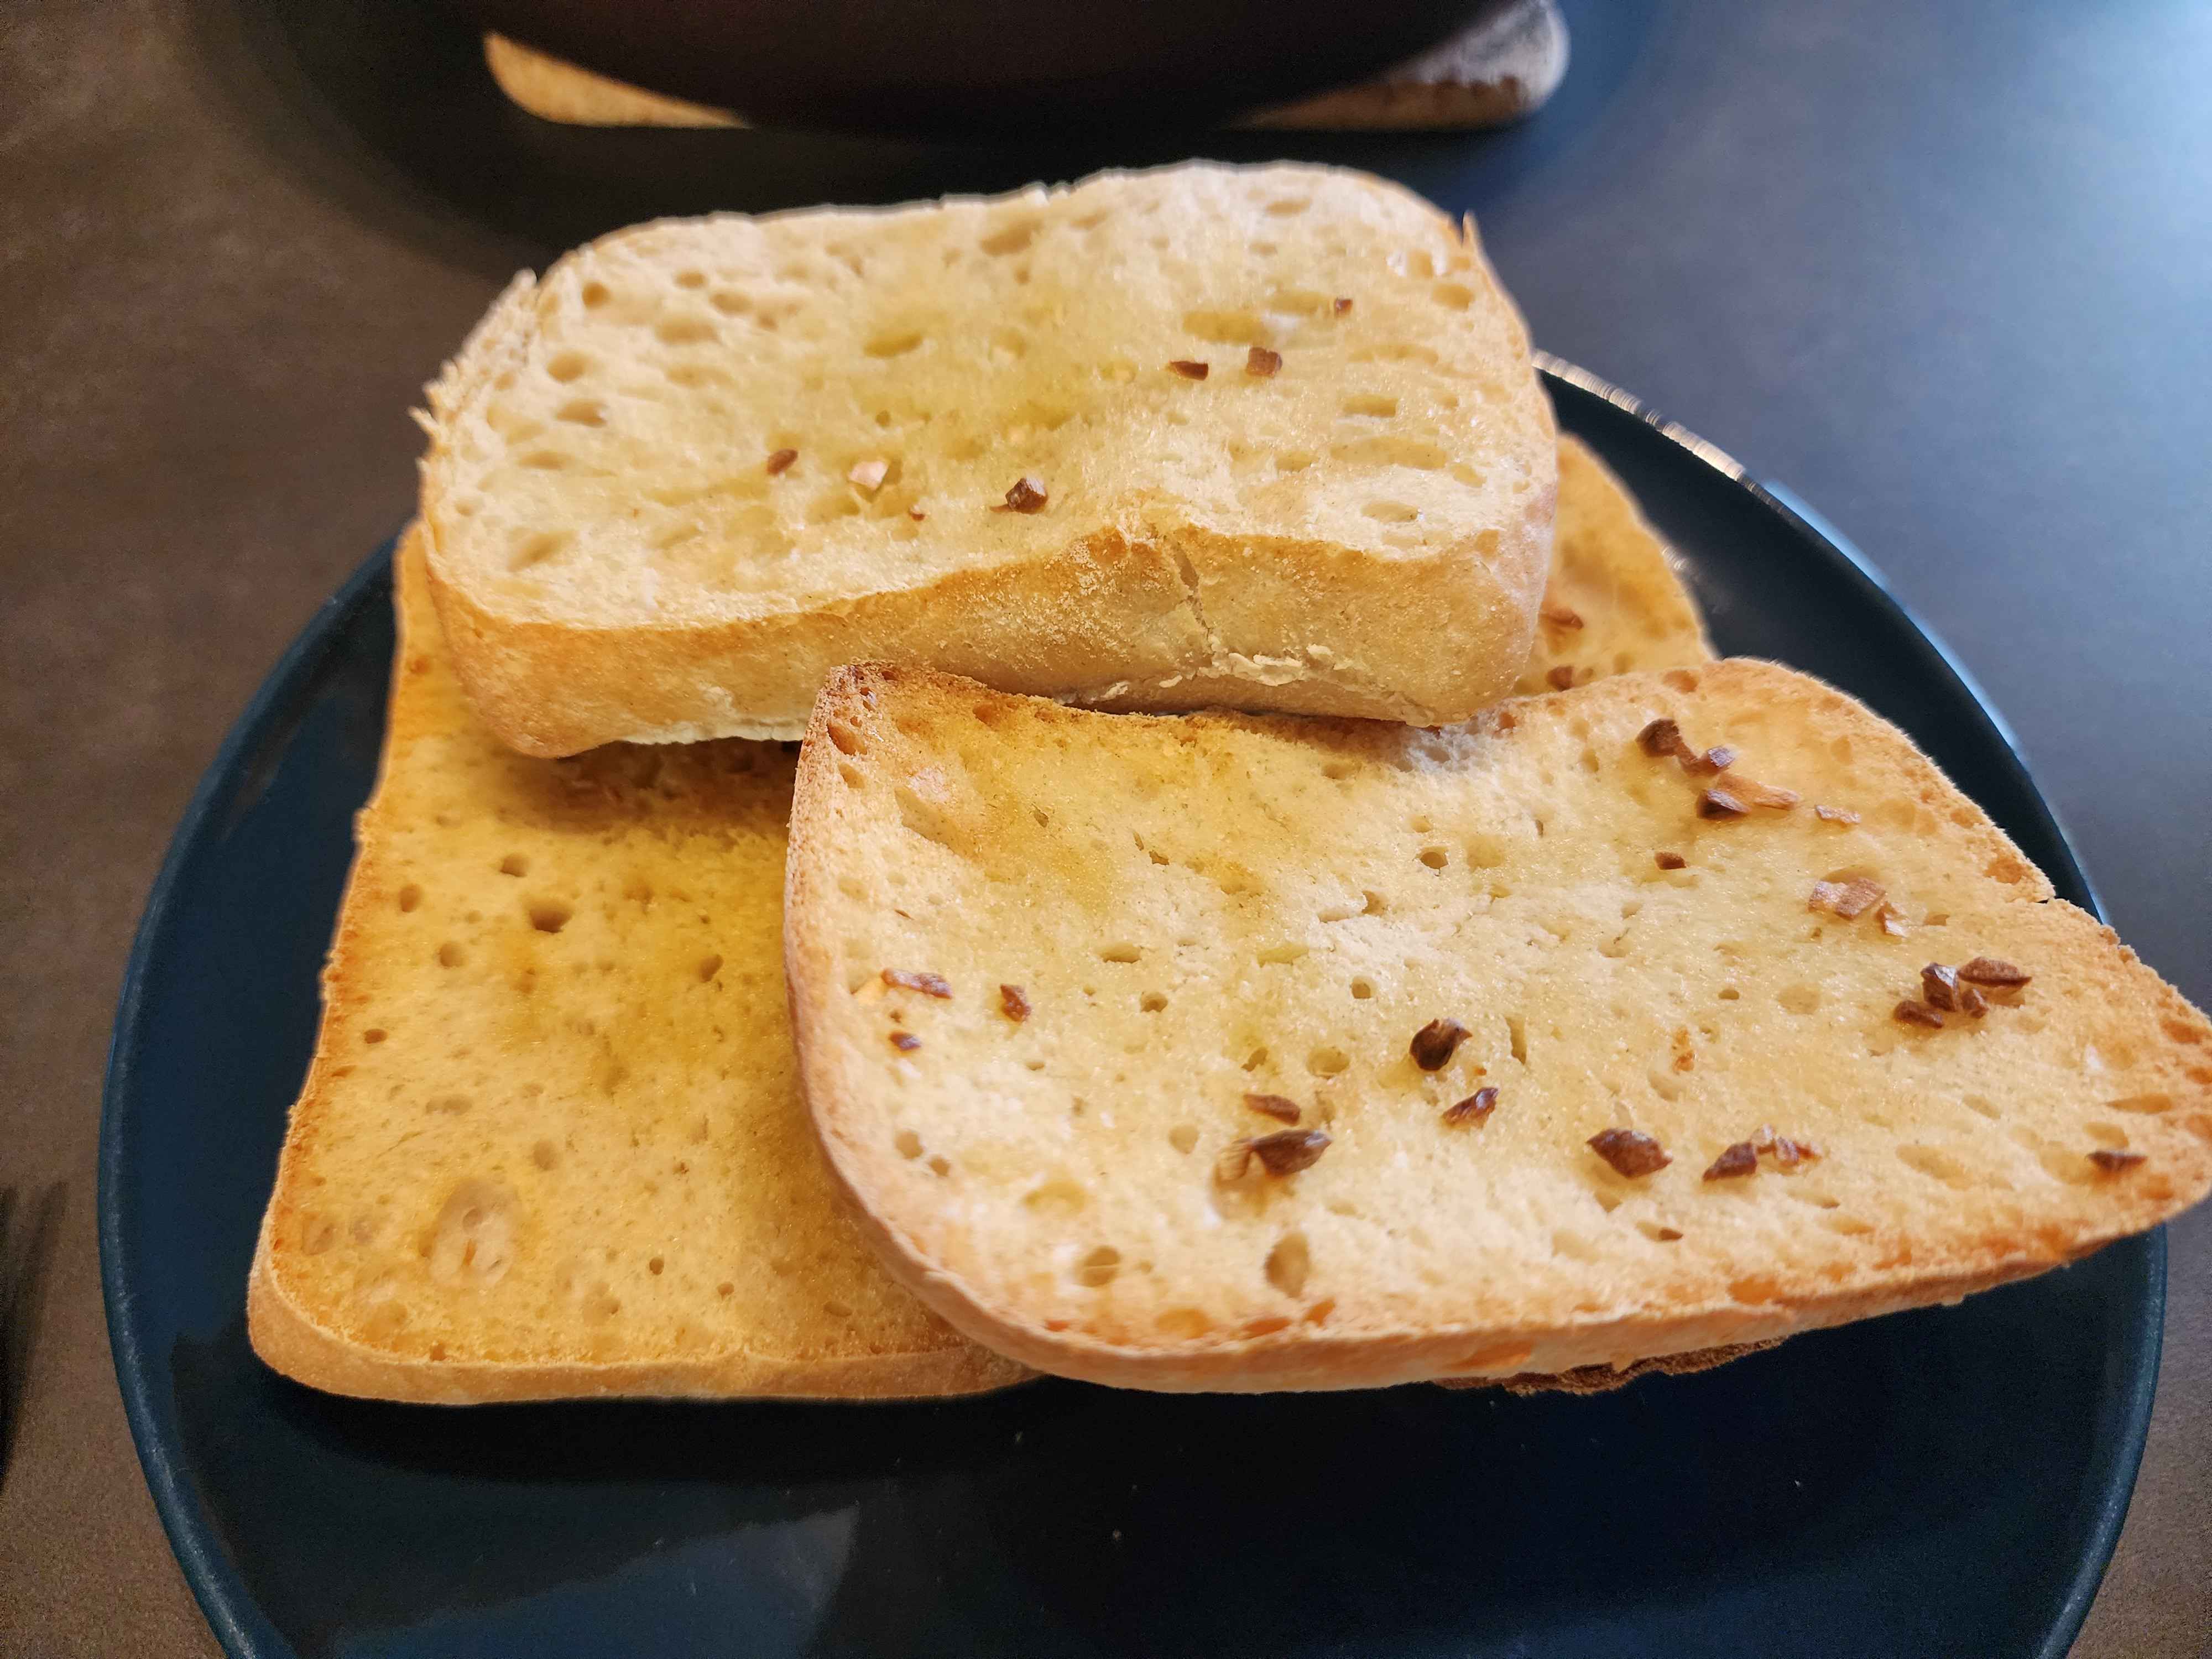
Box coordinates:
[418,163,1555,754]
[785,661,2212,1391]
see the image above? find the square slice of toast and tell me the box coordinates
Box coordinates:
[247,529,1025,1402]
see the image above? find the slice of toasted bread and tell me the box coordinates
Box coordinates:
[482,34,744,128]
[418,163,1556,755]
[1517,435,1711,696]
[785,662,2212,1392]
[246,529,1025,1402]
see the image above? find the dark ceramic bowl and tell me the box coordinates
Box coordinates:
[462,0,1501,134]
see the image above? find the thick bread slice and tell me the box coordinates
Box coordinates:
[419,163,1556,755]
[785,663,2212,1392]
[246,529,1024,1402]
[1517,435,1711,696]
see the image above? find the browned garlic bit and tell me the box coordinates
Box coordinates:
[2089,1149,2146,1174]
[999,983,1031,1021]
[1410,1018,1470,1071]
[1245,346,1282,377]
[1921,963,1961,1010]
[1655,851,1687,870]
[1249,1130,1330,1174]
[1809,877,1885,919]
[1876,904,1911,937]
[1218,1130,1332,1182]
[1697,788,1749,820]
[1637,717,1688,759]
[1703,1141,1758,1180]
[1636,717,1734,777]
[1166,359,1209,380]
[1443,1087,1498,1127]
[995,476,1048,513]
[889,1031,921,1052]
[764,447,797,475]
[1729,778,1801,810]
[1896,957,2027,1028]
[1244,1092,1303,1124]
[1333,296,1353,315]
[1814,804,1860,825]
[883,968,953,998]
[1588,1128,1670,1177]
[1751,1125,1822,1168]
[1704,1126,1822,1180]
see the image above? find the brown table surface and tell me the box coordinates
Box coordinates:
[3,0,2207,1653]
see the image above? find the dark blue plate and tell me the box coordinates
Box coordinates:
[102,364,2161,1659]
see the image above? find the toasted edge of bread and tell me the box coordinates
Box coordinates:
[245,1230,1023,1403]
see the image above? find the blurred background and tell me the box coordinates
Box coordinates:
[3,1,2208,1653]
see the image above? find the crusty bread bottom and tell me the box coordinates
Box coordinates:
[1446,1339,1783,1395]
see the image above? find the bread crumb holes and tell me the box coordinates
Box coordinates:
[527,900,572,934]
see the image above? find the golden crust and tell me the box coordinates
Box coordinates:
[1486,1339,1784,1395]
[244,1227,1020,1404]
[422,516,1548,756]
